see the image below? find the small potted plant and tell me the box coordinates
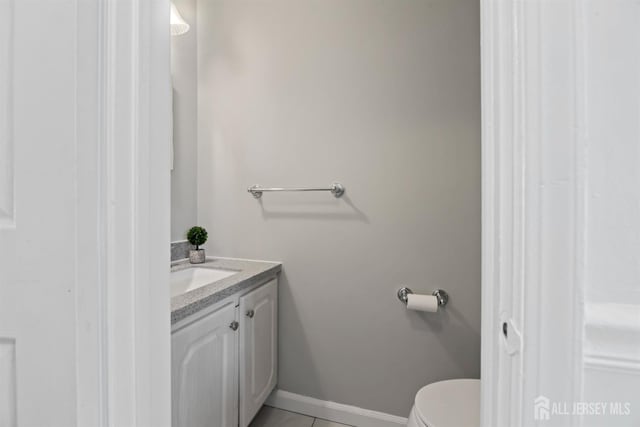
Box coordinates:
[186,226,208,264]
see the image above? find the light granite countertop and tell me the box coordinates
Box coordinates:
[171,257,281,324]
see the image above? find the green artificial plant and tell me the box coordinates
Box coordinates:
[186,226,208,250]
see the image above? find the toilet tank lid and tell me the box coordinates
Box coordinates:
[414,379,480,427]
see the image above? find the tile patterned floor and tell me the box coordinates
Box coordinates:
[249,406,353,427]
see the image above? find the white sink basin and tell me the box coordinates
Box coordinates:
[171,267,238,297]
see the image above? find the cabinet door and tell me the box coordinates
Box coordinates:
[172,302,238,427]
[239,279,278,427]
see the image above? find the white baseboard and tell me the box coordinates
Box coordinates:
[584,302,640,374]
[265,389,408,427]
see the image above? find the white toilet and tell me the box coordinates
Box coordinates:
[406,379,480,427]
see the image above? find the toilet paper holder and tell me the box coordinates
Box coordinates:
[397,287,449,307]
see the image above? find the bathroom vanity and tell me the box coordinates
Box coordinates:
[170,258,281,427]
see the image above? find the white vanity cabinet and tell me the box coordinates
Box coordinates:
[171,301,239,427]
[171,278,278,427]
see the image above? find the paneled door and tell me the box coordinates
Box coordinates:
[239,279,278,427]
[0,1,90,425]
[0,1,171,426]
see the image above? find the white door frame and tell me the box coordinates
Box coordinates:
[481,1,585,426]
[76,0,171,425]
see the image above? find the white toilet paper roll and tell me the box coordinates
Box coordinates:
[406,294,439,313]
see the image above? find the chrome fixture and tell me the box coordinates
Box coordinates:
[397,287,449,307]
[247,182,345,199]
[229,321,239,331]
[246,310,255,318]
[397,287,413,305]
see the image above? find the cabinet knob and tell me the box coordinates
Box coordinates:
[246,310,255,318]
[229,321,239,331]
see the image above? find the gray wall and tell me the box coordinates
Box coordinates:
[171,0,198,241]
[196,0,480,417]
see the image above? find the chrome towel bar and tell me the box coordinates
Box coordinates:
[247,182,345,199]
